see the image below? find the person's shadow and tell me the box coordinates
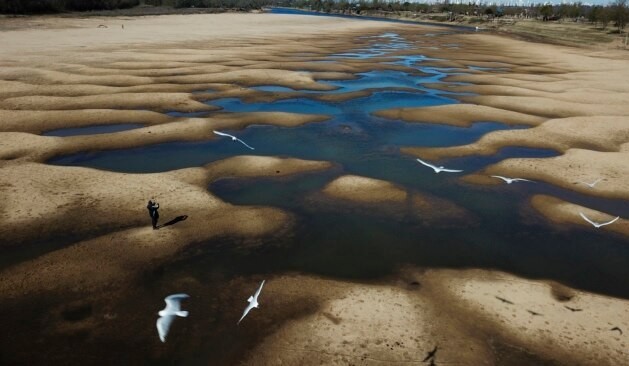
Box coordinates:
[158,215,188,229]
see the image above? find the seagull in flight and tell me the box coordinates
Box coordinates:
[580,178,602,188]
[579,212,620,228]
[213,130,254,150]
[157,294,190,343]
[238,280,265,325]
[491,175,534,184]
[416,158,462,173]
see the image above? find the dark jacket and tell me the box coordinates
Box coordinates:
[147,201,159,218]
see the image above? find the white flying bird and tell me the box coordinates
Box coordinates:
[213,130,255,150]
[157,293,190,343]
[579,212,620,229]
[238,280,265,325]
[491,175,534,184]
[580,178,602,188]
[416,158,463,173]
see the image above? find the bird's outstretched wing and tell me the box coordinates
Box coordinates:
[416,158,437,170]
[440,168,463,173]
[581,178,602,187]
[157,315,174,343]
[254,280,265,299]
[579,212,598,227]
[164,293,189,312]
[491,175,509,182]
[579,212,619,228]
[235,138,255,150]
[599,216,620,227]
[213,130,235,139]
[512,178,533,182]
[238,303,254,325]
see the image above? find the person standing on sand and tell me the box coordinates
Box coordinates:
[147,199,160,230]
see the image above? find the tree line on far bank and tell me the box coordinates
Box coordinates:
[1,0,626,34]
[280,0,626,32]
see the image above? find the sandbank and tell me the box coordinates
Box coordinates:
[408,115,629,161]
[470,148,629,200]
[530,195,629,238]
[322,175,407,204]
[320,175,473,225]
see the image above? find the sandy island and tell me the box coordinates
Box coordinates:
[320,174,473,226]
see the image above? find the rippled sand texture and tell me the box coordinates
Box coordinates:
[382,33,629,234]
[1,12,628,366]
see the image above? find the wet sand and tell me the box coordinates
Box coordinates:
[1,11,628,366]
